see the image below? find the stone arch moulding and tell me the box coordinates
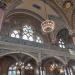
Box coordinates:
[5,9,69,43]
[6,9,44,22]
[41,0,71,31]
[42,56,66,65]
[5,0,71,32]
[0,49,38,63]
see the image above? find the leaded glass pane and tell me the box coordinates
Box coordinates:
[11,30,20,39]
[12,71,16,75]
[22,34,28,40]
[22,25,33,41]
[58,39,65,48]
[10,25,43,43]
[36,36,43,43]
[29,36,33,41]
[8,71,12,75]
[11,33,15,37]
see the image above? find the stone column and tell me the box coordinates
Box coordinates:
[37,52,42,75]
[50,31,56,45]
[69,30,75,45]
[72,34,75,45]
[37,62,41,75]
[0,1,6,31]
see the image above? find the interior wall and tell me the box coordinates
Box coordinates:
[0,56,16,75]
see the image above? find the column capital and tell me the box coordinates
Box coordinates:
[0,1,7,9]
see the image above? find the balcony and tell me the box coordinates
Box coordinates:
[0,35,74,60]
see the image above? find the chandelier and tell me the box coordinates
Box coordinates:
[15,61,33,70]
[41,20,55,33]
[41,1,55,33]
[16,61,25,70]
[49,63,64,74]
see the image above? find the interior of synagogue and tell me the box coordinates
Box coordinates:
[0,0,75,75]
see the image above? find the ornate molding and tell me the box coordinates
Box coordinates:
[0,1,7,9]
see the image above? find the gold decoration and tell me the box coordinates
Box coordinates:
[63,1,73,9]
[41,20,55,33]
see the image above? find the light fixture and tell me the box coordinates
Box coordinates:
[16,61,24,70]
[25,63,33,70]
[41,20,55,33]
[59,67,64,73]
[49,63,64,73]
[41,1,55,33]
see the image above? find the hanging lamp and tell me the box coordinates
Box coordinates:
[41,1,55,33]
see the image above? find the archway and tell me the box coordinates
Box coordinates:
[41,57,65,75]
[0,53,37,75]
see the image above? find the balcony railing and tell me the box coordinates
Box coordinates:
[0,35,75,58]
[0,35,74,52]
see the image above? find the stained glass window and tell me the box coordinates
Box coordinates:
[11,30,20,38]
[36,36,43,43]
[8,66,17,75]
[8,62,34,75]
[58,39,65,48]
[10,25,43,43]
[22,25,33,41]
[25,63,33,70]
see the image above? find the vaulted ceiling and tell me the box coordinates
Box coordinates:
[2,0,75,37]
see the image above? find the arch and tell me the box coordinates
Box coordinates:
[68,59,75,65]
[0,51,38,64]
[41,56,66,75]
[57,28,69,38]
[0,53,37,75]
[56,28,73,47]
[42,56,66,65]
[54,56,66,65]
[56,28,71,44]
[42,0,70,30]
[6,9,44,22]
[6,0,70,30]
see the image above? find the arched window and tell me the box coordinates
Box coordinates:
[8,66,17,75]
[10,30,20,38]
[8,62,33,75]
[22,25,33,41]
[8,62,24,75]
[36,35,43,43]
[57,29,70,49]
[10,25,43,43]
[58,38,65,48]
